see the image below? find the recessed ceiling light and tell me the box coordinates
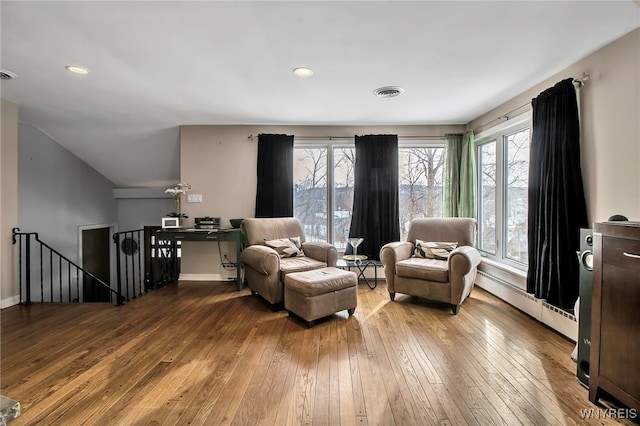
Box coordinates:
[374,86,404,98]
[293,67,314,77]
[65,65,90,75]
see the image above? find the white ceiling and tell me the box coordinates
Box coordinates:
[2,1,639,188]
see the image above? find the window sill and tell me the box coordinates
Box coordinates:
[479,257,527,278]
[478,256,527,291]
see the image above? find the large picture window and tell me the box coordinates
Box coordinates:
[505,129,530,263]
[293,147,328,243]
[398,146,445,240]
[294,139,445,251]
[476,114,531,268]
[293,144,356,251]
[478,141,497,254]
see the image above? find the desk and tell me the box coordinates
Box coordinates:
[154,228,244,290]
[336,258,382,289]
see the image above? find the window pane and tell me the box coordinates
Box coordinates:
[398,147,445,240]
[479,142,496,254]
[333,147,355,251]
[505,129,529,263]
[294,148,327,242]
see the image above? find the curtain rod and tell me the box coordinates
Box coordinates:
[247,134,444,141]
[471,73,590,134]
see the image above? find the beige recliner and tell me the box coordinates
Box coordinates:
[380,217,481,314]
[240,217,338,307]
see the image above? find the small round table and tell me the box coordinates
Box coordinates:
[336,256,382,289]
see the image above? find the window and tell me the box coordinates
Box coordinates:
[478,141,497,254]
[333,147,355,250]
[398,146,446,240]
[293,147,328,243]
[505,129,530,263]
[293,144,356,251]
[476,114,531,267]
[294,140,445,252]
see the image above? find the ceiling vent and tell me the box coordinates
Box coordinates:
[373,86,404,98]
[0,69,17,80]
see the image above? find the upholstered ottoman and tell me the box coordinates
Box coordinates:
[284,267,358,326]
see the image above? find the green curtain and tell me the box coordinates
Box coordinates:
[444,132,477,218]
[444,134,462,217]
[458,132,477,218]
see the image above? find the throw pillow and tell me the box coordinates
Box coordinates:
[264,237,305,258]
[413,240,458,260]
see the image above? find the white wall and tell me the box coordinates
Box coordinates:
[469,28,640,225]
[1,99,19,307]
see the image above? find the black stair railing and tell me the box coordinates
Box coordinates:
[113,229,145,301]
[149,227,180,290]
[12,228,126,305]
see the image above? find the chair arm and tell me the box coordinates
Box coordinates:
[240,245,280,276]
[302,241,338,267]
[302,241,338,266]
[380,241,414,266]
[380,242,414,294]
[448,246,482,276]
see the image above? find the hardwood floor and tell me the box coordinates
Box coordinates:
[1,279,634,425]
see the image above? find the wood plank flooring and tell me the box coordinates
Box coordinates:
[1,279,634,425]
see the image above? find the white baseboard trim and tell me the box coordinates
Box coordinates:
[476,270,577,342]
[1,295,20,309]
[541,301,578,341]
[178,273,234,282]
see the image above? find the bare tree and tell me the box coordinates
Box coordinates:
[399,147,445,239]
[479,142,497,253]
[412,147,445,217]
[505,130,530,262]
[294,148,328,241]
[334,147,355,189]
[333,148,355,248]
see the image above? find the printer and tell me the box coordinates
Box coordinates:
[195,217,221,229]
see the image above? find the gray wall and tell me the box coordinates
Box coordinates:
[1,100,19,307]
[116,197,175,232]
[18,123,117,263]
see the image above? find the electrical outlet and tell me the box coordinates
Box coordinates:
[187,194,202,203]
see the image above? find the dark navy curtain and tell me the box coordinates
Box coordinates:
[349,134,400,260]
[526,79,588,309]
[255,134,294,218]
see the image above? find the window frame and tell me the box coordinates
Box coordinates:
[397,140,447,240]
[477,139,498,255]
[294,141,354,250]
[475,112,531,271]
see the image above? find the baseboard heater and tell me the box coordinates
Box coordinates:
[475,270,577,342]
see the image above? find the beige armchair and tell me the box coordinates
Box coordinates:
[380,217,481,314]
[240,217,338,307]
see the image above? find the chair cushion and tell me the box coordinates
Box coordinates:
[265,237,305,258]
[396,257,449,283]
[413,240,458,260]
[279,256,327,281]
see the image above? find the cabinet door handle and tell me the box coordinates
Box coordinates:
[623,252,640,260]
